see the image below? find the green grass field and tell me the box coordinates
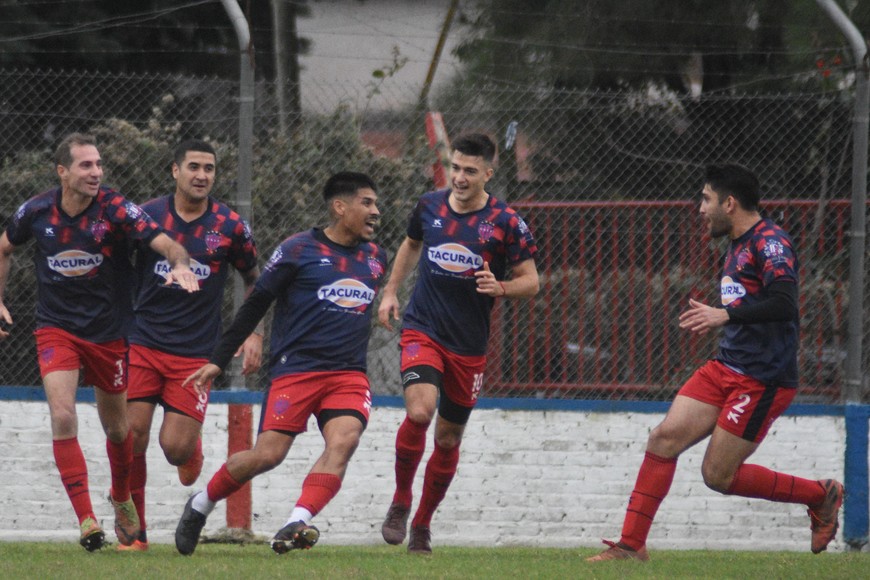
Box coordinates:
[1,542,867,579]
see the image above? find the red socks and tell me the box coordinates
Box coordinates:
[412,441,460,528]
[129,452,147,531]
[295,473,342,517]
[620,452,677,551]
[206,463,244,502]
[392,418,430,507]
[726,464,826,505]
[106,430,133,501]
[53,437,95,524]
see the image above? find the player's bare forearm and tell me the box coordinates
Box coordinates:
[0,233,16,338]
[497,259,540,299]
[378,237,421,329]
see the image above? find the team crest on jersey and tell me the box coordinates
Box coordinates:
[404,342,420,360]
[428,243,483,273]
[205,230,222,253]
[47,250,104,277]
[736,249,752,271]
[91,220,108,243]
[720,275,747,306]
[271,394,292,420]
[478,221,495,241]
[317,278,375,308]
[155,258,211,282]
[368,257,384,278]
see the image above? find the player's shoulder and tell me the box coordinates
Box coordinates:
[419,188,450,206]
[18,188,58,214]
[140,194,171,211]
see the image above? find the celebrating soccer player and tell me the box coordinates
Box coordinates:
[588,164,844,562]
[174,172,386,556]
[378,133,539,554]
[0,133,198,551]
[121,140,262,551]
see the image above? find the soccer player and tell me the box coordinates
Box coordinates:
[173,171,386,556]
[378,133,539,554]
[121,140,262,551]
[587,164,844,562]
[0,133,199,551]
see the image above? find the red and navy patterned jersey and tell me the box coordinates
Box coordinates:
[5,186,161,342]
[257,228,387,377]
[129,195,258,358]
[718,218,799,387]
[402,189,538,356]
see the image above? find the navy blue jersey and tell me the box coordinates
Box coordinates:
[401,189,538,356]
[5,186,161,342]
[718,218,799,387]
[257,228,387,377]
[129,195,258,358]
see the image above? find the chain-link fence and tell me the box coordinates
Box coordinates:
[0,68,867,403]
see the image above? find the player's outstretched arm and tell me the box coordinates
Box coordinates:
[148,232,199,293]
[0,233,17,340]
[183,363,222,398]
[378,237,423,331]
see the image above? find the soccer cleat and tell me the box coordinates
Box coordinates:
[175,494,208,556]
[79,517,105,552]
[108,490,141,546]
[808,479,845,554]
[407,525,432,555]
[270,521,320,554]
[178,436,204,487]
[116,538,149,552]
[381,503,411,545]
[586,539,650,562]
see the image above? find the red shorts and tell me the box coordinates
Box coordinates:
[35,327,128,394]
[260,371,372,435]
[399,329,487,408]
[678,359,796,443]
[128,344,210,422]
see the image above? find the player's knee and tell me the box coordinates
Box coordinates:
[50,411,78,438]
[701,463,734,494]
[406,406,435,426]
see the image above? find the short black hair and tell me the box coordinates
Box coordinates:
[174,139,217,166]
[323,171,377,202]
[451,133,496,164]
[704,163,760,211]
[55,133,97,167]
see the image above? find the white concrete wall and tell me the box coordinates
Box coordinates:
[0,400,846,552]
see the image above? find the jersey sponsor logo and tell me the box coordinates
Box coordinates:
[154,258,211,281]
[265,247,284,271]
[478,221,495,241]
[763,240,787,265]
[720,275,746,306]
[427,243,483,273]
[91,220,108,243]
[47,250,104,277]
[124,201,143,220]
[317,278,375,308]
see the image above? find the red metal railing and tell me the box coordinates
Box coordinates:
[487,199,857,401]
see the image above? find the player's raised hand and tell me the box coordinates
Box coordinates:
[183,363,221,397]
[475,261,505,297]
[378,291,401,331]
[165,264,200,293]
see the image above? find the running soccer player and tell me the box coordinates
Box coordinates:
[174,171,386,556]
[378,133,539,554]
[120,140,262,551]
[0,133,199,551]
[587,164,844,562]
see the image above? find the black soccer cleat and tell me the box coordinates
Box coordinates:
[175,494,208,556]
[270,521,320,554]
